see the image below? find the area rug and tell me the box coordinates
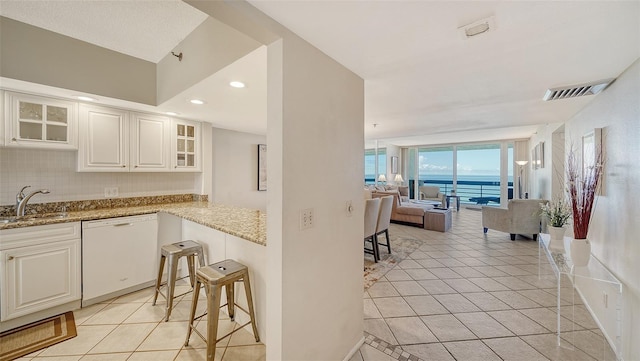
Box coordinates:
[0,311,77,361]
[364,236,423,290]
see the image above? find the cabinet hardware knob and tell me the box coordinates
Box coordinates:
[122,165,126,168]
[11,138,17,142]
[8,256,14,260]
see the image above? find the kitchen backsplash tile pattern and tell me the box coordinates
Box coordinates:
[0,148,199,205]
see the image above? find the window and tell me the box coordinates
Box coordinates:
[364,148,386,184]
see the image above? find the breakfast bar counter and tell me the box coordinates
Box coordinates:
[0,201,266,246]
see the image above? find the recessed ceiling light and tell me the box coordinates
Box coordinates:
[190,99,205,105]
[77,96,97,101]
[230,81,245,88]
[165,112,178,116]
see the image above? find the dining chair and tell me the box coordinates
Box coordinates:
[375,195,394,257]
[364,198,381,262]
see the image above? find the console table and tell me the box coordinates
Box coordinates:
[538,234,622,360]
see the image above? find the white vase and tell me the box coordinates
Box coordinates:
[548,226,566,251]
[570,238,591,267]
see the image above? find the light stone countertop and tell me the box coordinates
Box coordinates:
[0,202,266,246]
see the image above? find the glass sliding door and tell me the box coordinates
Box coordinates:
[456,144,503,206]
[364,147,386,185]
[418,147,454,195]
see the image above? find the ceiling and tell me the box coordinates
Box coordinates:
[1,1,639,147]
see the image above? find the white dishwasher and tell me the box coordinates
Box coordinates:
[82,214,158,305]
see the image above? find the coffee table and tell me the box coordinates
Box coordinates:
[424,208,452,232]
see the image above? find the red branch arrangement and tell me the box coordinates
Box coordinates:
[566,146,604,239]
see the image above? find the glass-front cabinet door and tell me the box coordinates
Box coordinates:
[171,119,201,172]
[4,91,78,149]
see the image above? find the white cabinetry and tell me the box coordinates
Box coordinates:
[82,214,158,305]
[171,119,201,171]
[78,104,129,171]
[3,91,78,150]
[78,104,190,172]
[0,223,81,321]
[130,112,171,171]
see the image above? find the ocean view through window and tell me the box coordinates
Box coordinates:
[366,143,514,207]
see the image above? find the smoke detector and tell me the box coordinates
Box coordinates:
[543,78,615,101]
[459,16,495,39]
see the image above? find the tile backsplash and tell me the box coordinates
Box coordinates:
[0,148,199,205]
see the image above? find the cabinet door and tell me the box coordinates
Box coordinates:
[1,239,81,320]
[4,91,78,150]
[130,113,170,171]
[78,104,129,172]
[171,119,201,172]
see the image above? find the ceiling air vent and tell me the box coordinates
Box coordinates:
[543,78,615,101]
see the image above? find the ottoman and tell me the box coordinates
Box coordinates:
[424,208,452,232]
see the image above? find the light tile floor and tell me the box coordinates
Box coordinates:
[17,281,265,361]
[351,208,617,361]
[16,208,616,361]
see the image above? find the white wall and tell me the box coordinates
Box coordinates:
[269,34,365,360]
[0,148,199,205]
[0,17,156,105]
[156,17,261,104]
[528,123,564,200]
[531,58,640,360]
[211,127,267,211]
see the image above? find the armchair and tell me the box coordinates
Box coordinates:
[419,186,445,206]
[482,199,547,241]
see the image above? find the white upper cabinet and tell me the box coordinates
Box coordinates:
[130,112,170,171]
[78,104,129,172]
[171,119,201,172]
[4,91,78,150]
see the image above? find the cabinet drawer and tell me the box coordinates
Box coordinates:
[0,222,81,250]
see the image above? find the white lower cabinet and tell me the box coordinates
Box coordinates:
[0,223,81,321]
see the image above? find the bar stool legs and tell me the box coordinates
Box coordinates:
[184,259,259,361]
[152,240,205,321]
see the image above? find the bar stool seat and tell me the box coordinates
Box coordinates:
[185,259,259,361]
[152,240,205,321]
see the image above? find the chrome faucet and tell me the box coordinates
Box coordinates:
[16,186,50,217]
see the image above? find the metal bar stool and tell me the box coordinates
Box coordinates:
[184,259,259,361]
[152,240,205,321]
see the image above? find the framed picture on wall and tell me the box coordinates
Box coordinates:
[257,144,267,191]
[391,156,398,174]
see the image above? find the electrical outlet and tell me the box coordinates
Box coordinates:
[346,200,353,217]
[300,208,314,230]
[104,187,119,198]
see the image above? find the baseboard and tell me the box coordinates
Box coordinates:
[82,280,155,307]
[342,336,365,361]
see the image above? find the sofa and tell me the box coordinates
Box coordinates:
[419,186,445,206]
[371,190,434,226]
[482,199,547,241]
